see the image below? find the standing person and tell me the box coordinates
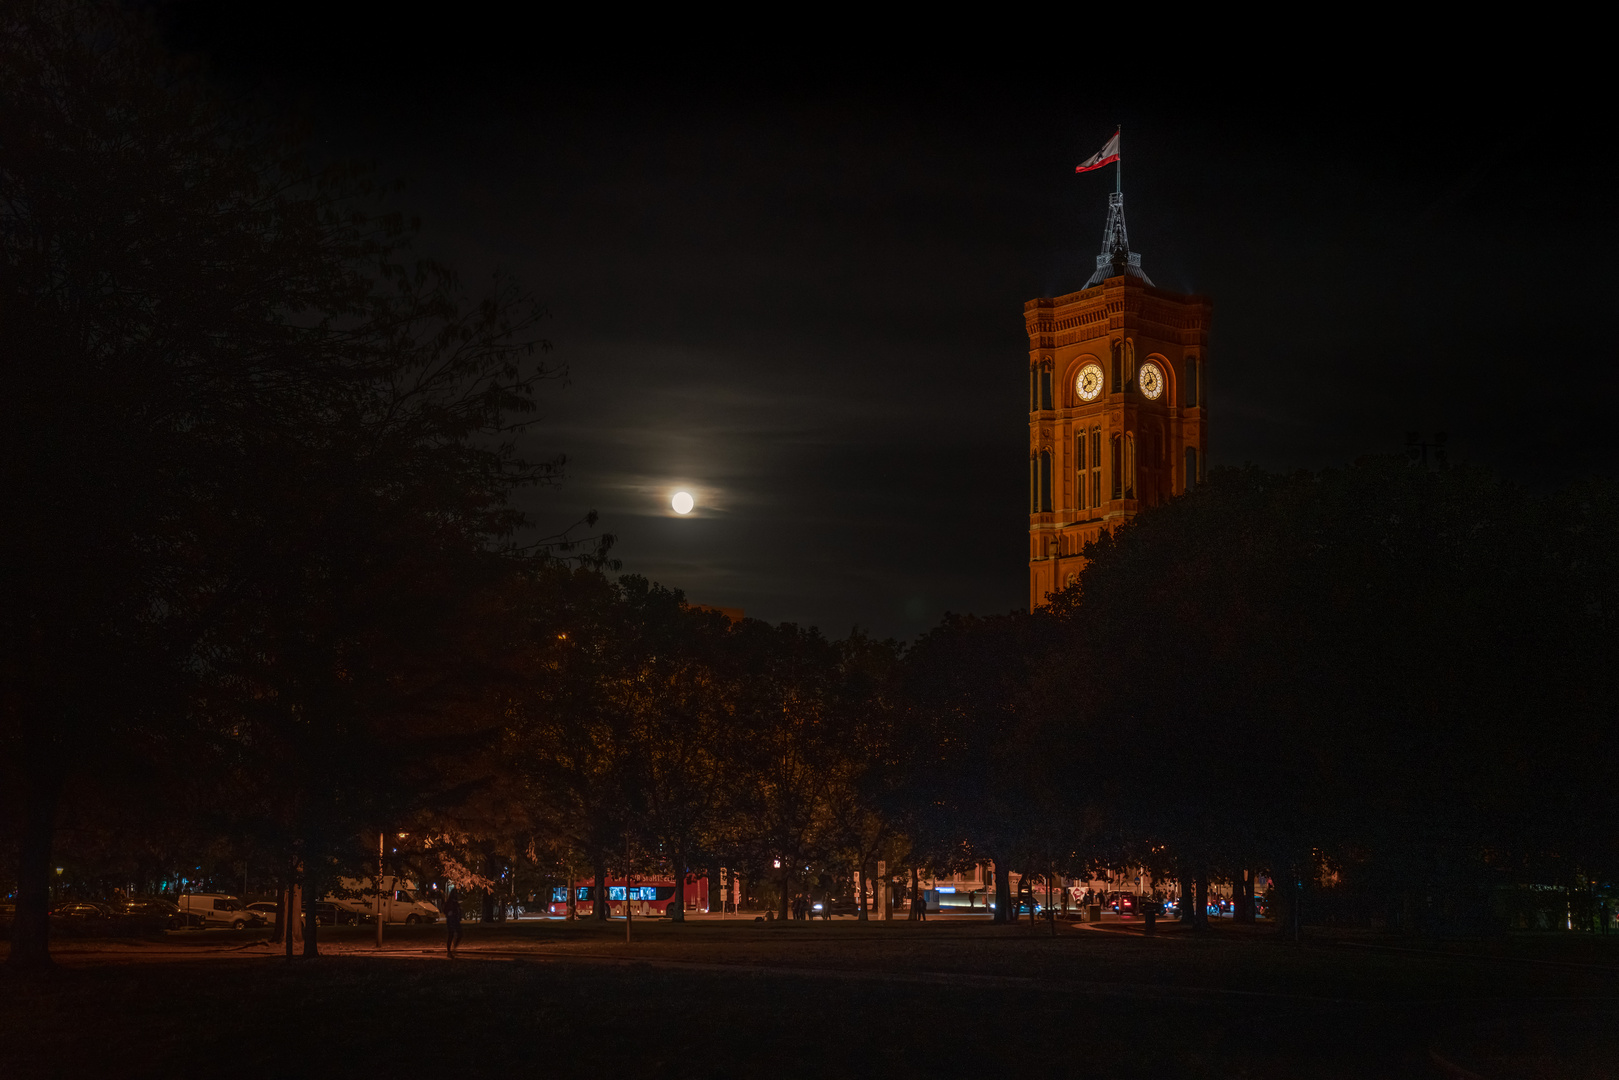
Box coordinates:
[444,888,463,958]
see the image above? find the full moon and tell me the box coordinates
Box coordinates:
[671,491,694,515]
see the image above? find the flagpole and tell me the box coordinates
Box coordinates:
[1115,125,1122,194]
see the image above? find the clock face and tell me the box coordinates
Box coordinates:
[1138,361,1165,400]
[1075,363,1104,402]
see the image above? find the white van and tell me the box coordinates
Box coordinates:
[327,876,441,924]
[175,893,259,930]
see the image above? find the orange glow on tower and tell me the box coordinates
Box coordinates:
[1026,193,1211,607]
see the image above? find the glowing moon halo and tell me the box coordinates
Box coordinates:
[671,491,695,515]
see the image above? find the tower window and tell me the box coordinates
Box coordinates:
[1184,357,1200,408]
[1110,435,1122,500]
[1110,341,1122,395]
[1090,428,1102,508]
[1124,433,1135,499]
[1185,446,1199,492]
[1040,369,1054,411]
[1075,433,1086,507]
[1030,368,1037,412]
[1039,450,1053,512]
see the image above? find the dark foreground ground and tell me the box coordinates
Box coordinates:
[4,918,1617,1079]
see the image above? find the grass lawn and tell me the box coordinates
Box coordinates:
[4,919,1617,1078]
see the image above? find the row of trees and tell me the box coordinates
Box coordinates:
[924,460,1619,934]
[20,456,1617,955]
[6,2,1617,966]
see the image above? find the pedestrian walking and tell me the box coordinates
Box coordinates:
[444,889,463,958]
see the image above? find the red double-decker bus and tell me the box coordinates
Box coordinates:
[548,874,710,918]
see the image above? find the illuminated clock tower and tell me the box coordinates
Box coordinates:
[1026,192,1212,608]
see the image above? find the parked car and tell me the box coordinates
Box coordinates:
[175,893,259,929]
[50,900,117,933]
[814,898,861,916]
[117,896,202,931]
[245,901,279,927]
[313,901,346,926]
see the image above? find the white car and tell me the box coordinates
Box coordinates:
[245,901,279,926]
[327,876,441,924]
[175,893,260,930]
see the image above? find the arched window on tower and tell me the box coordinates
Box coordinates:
[1183,356,1200,408]
[1110,434,1122,500]
[1090,428,1102,508]
[1110,340,1122,395]
[1185,446,1200,492]
[1029,368,1037,412]
[1124,433,1135,499]
[1074,431,1086,508]
[1040,367,1054,411]
[1038,450,1053,512]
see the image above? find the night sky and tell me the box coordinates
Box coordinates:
[161,10,1616,639]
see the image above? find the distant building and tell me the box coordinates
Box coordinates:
[1025,192,1212,607]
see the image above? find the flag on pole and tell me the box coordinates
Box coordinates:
[1074,130,1120,174]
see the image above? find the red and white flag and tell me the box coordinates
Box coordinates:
[1075,130,1120,174]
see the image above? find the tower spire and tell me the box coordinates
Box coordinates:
[1083,191,1153,289]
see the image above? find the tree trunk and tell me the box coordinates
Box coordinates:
[707,856,722,914]
[6,769,62,969]
[1275,875,1302,940]
[909,865,921,920]
[273,888,286,946]
[671,848,686,923]
[1234,869,1255,924]
[778,861,791,921]
[302,876,319,957]
[1194,874,1210,931]
[283,880,304,958]
[994,861,1011,924]
[593,856,608,921]
[857,863,868,921]
[1179,875,1195,923]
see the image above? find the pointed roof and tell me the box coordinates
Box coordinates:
[1082,192,1154,289]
